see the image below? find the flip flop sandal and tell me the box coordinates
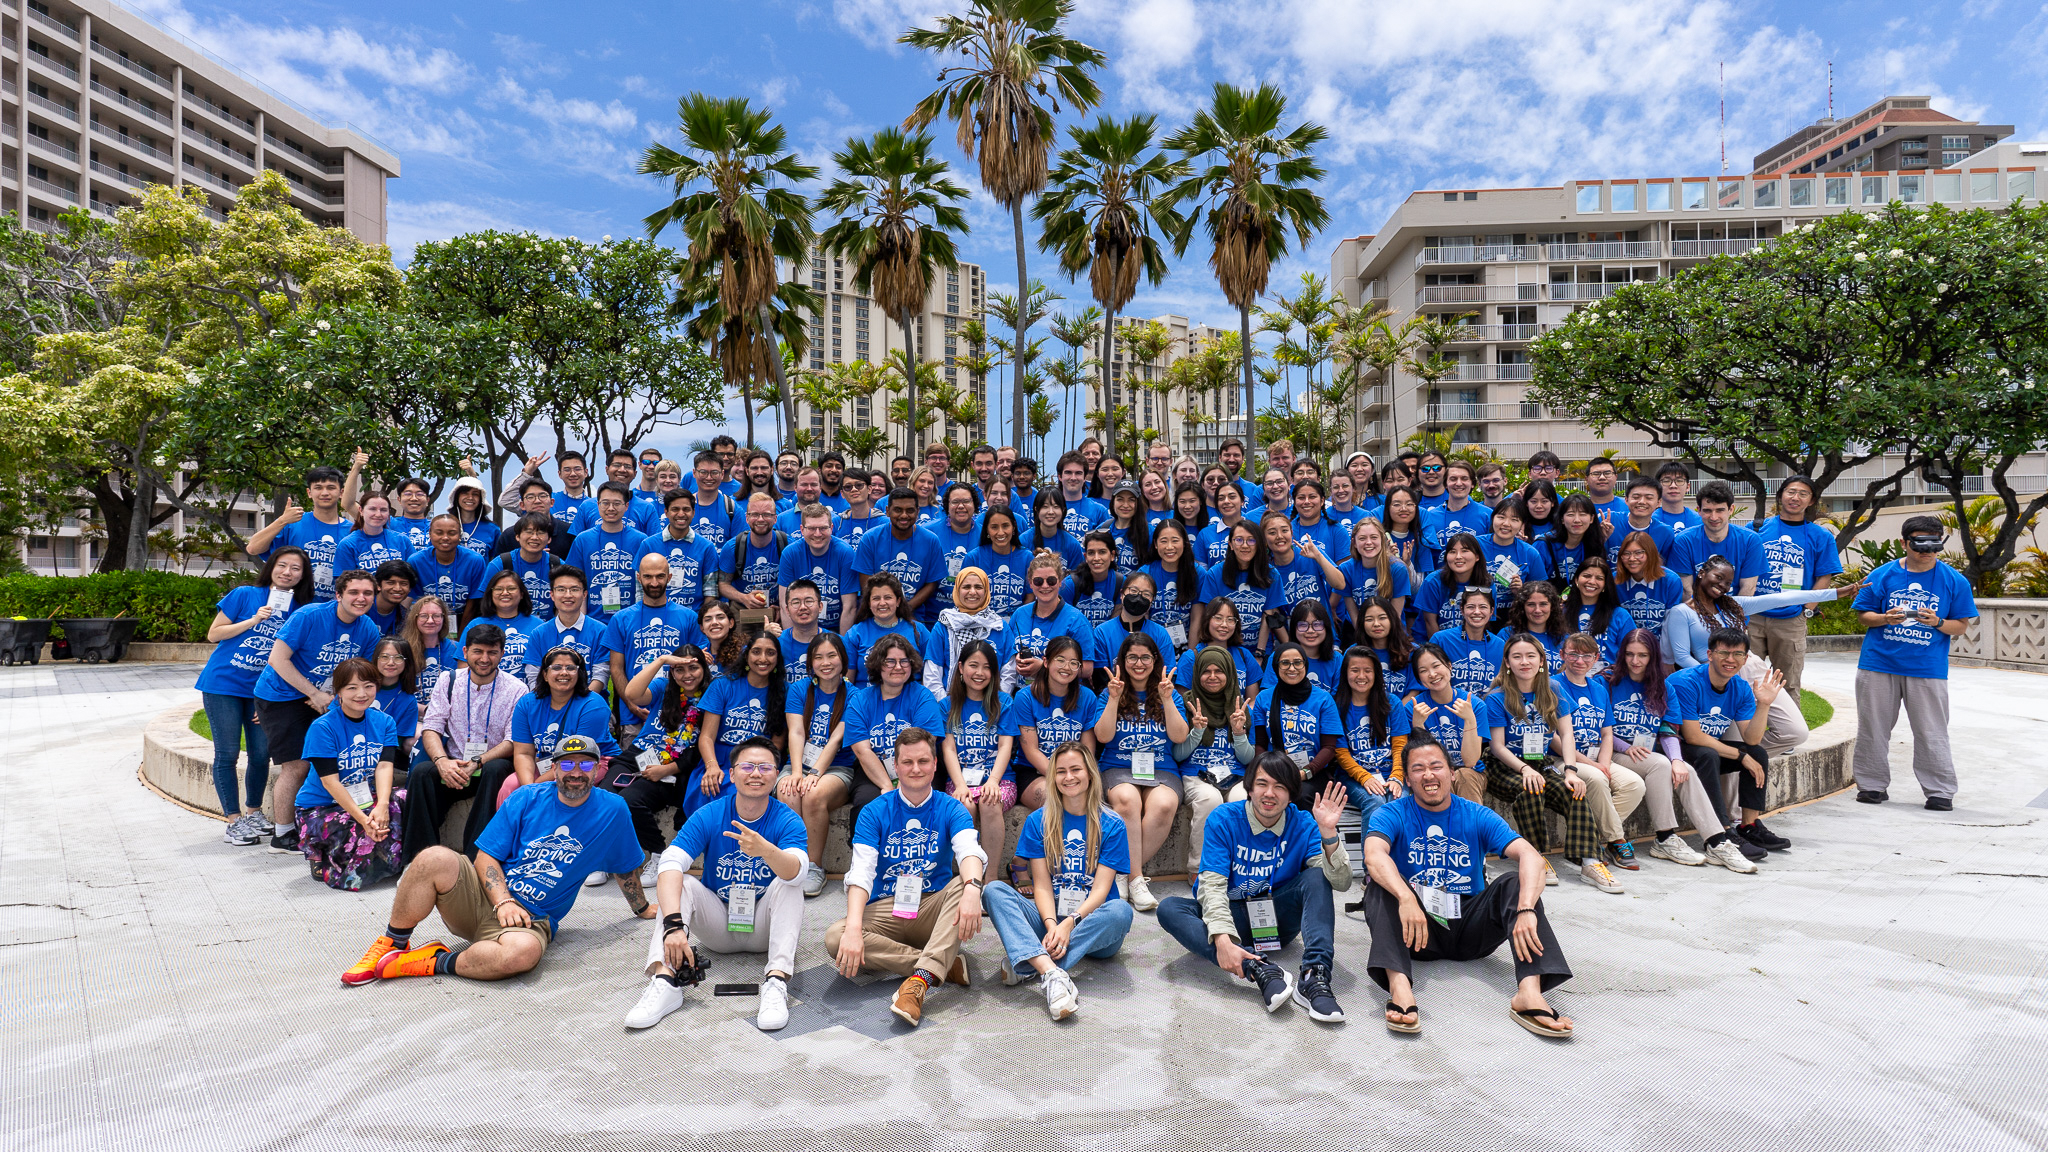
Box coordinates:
[1009,859,1034,897]
[1512,1006,1573,1038]
[1384,1000,1421,1034]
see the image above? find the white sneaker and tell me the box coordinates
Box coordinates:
[802,863,826,897]
[1578,858,1624,894]
[638,853,657,887]
[585,871,610,887]
[1042,969,1079,1020]
[1542,858,1559,886]
[1647,835,1706,866]
[624,975,685,1029]
[1127,874,1159,912]
[1706,838,1759,873]
[997,954,1020,986]
[756,975,789,1031]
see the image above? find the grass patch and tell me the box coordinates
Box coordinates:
[1798,688,1833,730]
[189,708,245,750]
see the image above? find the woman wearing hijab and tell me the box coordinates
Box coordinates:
[1174,645,1255,875]
[1250,641,1343,808]
[922,566,1011,695]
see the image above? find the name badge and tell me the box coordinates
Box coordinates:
[461,738,487,762]
[600,583,622,610]
[801,743,821,770]
[1166,622,1188,649]
[1056,886,1084,919]
[1629,731,1652,751]
[1520,726,1545,759]
[636,747,662,771]
[536,756,554,776]
[1412,880,1461,921]
[726,884,757,933]
[893,873,924,918]
[1131,751,1156,782]
[314,562,334,589]
[1776,563,1803,591]
[947,554,963,578]
[346,778,373,808]
[1246,896,1280,953]
[963,766,988,788]
[883,754,897,781]
[265,587,293,614]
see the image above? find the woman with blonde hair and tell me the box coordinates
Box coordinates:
[981,740,1135,1020]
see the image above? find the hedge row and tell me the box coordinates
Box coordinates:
[0,571,238,642]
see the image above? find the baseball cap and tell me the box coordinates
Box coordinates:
[553,735,602,768]
[1111,479,1141,499]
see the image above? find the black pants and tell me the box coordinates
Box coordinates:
[620,773,684,854]
[1682,738,1768,815]
[401,756,516,866]
[1362,873,1572,993]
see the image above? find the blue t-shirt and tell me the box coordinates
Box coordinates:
[1194,521,1237,566]
[964,546,1031,616]
[1249,685,1342,764]
[945,693,1015,786]
[386,515,436,555]
[1551,674,1611,756]
[1338,558,1414,622]
[1263,649,1340,694]
[1604,518,1677,570]
[333,528,409,585]
[1480,686,1555,760]
[1368,647,1413,700]
[596,602,704,716]
[1057,496,1110,537]
[1853,560,1977,680]
[1412,573,1490,634]
[698,675,778,770]
[1008,685,1102,759]
[548,495,600,538]
[408,547,489,615]
[454,517,501,557]
[1062,570,1122,626]
[1616,575,1686,636]
[777,540,858,632]
[252,604,383,703]
[1015,806,1130,905]
[1199,564,1269,646]
[1107,523,1145,575]
[1006,602,1096,666]
[1542,536,1593,588]
[194,586,299,698]
[1287,515,1346,563]
[634,533,720,608]
[1092,618,1177,672]
[1571,605,1640,663]
[1435,630,1506,696]
[720,532,786,603]
[844,619,930,687]
[1174,644,1263,698]
[1020,526,1087,572]
[493,550,558,622]
[372,686,420,740]
[463,614,539,681]
[833,510,886,551]
[1094,688,1186,775]
[1366,795,1519,897]
[1263,551,1330,615]
[1608,676,1663,745]
[564,526,647,620]
[1477,537,1548,608]
[1408,689,1478,758]
[789,677,859,771]
[854,526,946,605]
[671,792,808,903]
[1199,801,1324,896]
[1340,692,1413,779]
[519,613,606,682]
[1141,560,1202,637]
[509,691,620,758]
[929,521,983,619]
[417,638,461,693]
[1421,501,1492,557]
[1754,518,1845,619]
[292,707,400,808]
[684,487,736,548]
[1589,495,1626,529]
[1652,506,1704,535]
[265,514,355,601]
[1490,626,1563,675]
[852,787,978,904]
[843,683,947,770]
[1662,664,1757,740]
[474,783,642,927]
[1667,524,1767,586]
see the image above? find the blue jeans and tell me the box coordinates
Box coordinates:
[1343,779,1391,830]
[1156,867,1335,970]
[983,880,1134,972]
[202,691,270,815]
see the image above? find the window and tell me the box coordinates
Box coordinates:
[1973,172,1999,201]
[1463,191,1478,201]
[1752,180,1777,207]
[1789,178,1813,206]
[1575,184,1601,213]
[1682,181,1707,210]
[1646,183,1672,211]
[2012,171,2036,200]
[1897,174,1923,203]
[1931,172,1962,203]
[1826,176,1849,205]
[1611,184,1637,211]
[1443,192,1458,201]
[1718,179,1743,209]
[1942,135,1970,150]
[1860,176,1886,205]
[1943,151,1969,167]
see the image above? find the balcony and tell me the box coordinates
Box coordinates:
[180,160,238,193]
[3,35,16,53]
[264,134,344,175]
[1551,281,1649,301]
[1355,385,1390,410]
[28,92,77,122]
[282,178,343,207]
[27,49,77,82]
[2,164,16,183]
[27,133,76,162]
[89,81,172,126]
[1422,403,1490,424]
[1546,241,1661,260]
[1416,284,1541,306]
[1444,323,1545,343]
[90,121,169,161]
[1415,243,1541,267]
[1671,238,1764,257]
[90,43,171,90]
[26,216,59,234]
[29,9,77,40]
[28,174,78,202]
[1441,363,1534,382]
[90,160,156,190]
[198,202,228,223]
[189,94,256,137]
[2,79,14,97]
[185,127,254,169]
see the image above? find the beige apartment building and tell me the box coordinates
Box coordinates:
[5,0,398,244]
[1329,118,2046,509]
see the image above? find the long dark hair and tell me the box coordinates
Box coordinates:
[1287,598,1336,661]
[978,504,1021,551]
[1199,595,1244,650]
[1338,645,1392,747]
[1031,634,1085,711]
[1563,554,1620,636]
[460,568,532,632]
[799,633,850,740]
[1552,492,1609,556]
[1356,594,1412,668]
[1029,488,1070,544]
[1688,556,1747,630]
[1149,517,1199,606]
[698,600,745,674]
[370,635,417,694]
[1433,532,1489,593]
[1220,521,1272,589]
[1605,627,1671,715]
[1075,530,1119,598]
[946,638,1005,730]
[658,644,710,731]
[255,545,316,607]
[1113,631,1169,725]
[1173,481,1211,535]
[1504,580,1566,640]
[1522,479,1560,536]
[738,630,790,721]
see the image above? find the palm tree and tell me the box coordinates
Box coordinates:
[1048,306,1101,451]
[640,93,818,449]
[1034,114,1184,459]
[1121,319,1171,462]
[984,280,1061,443]
[1163,83,1330,456]
[902,0,1105,450]
[817,128,971,458]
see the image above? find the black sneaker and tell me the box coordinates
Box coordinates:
[1741,820,1791,851]
[1235,957,1293,1013]
[1723,827,1769,861]
[1855,789,1889,804]
[1925,796,1953,812]
[1293,963,1345,1023]
[268,827,300,854]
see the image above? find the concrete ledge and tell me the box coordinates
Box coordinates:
[140,688,1862,875]
[38,640,212,663]
[1802,632,2044,674]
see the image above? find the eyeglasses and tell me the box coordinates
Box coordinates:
[1562,650,1598,663]
[732,761,779,776]
[1294,620,1325,631]
[881,656,914,668]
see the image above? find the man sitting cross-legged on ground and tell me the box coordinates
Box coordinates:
[625,738,808,1033]
[1156,751,1352,1024]
[1359,735,1575,1038]
[340,735,642,985]
[825,726,987,1028]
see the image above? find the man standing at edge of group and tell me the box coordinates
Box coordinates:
[1851,515,1979,812]
[247,466,355,602]
[254,570,382,853]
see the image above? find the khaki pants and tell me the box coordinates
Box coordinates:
[1748,613,1810,700]
[1182,777,1245,872]
[1621,748,1724,835]
[825,876,967,978]
[1741,653,1810,758]
[1452,767,1487,804]
[1577,760,1646,843]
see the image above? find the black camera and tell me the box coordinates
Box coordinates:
[674,954,711,988]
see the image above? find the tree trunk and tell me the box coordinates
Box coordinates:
[92,472,129,573]
[904,309,920,457]
[759,298,797,452]
[1239,303,1257,455]
[740,373,756,449]
[126,468,153,572]
[1102,307,1116,468]
[1011,202,1029,452]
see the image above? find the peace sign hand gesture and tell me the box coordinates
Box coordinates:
[724,820,771,859]
[1103,667,1126,704]
[1229,696,1250,735]
[1188,699,1209,730]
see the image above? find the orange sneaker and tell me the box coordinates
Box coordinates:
[374,940,449,980]
[342,935,402,985]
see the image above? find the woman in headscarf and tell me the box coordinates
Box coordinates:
[922,566,1011,695]
[1173,644,1253,876]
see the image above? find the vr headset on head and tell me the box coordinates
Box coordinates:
[1906,533,1944,554]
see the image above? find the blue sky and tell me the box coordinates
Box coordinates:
[131,0,2048,455]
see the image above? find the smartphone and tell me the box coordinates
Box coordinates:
[608,770,639,789]
[713,983,759,997]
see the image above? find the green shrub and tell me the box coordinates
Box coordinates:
[1807,598,1867,636]
[0,571,238,642]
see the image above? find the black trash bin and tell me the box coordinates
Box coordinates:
[0,618,54,665]
[56,618,138,664]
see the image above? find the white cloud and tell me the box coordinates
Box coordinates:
[487,75,639,133]
[831,0,949,50]
[493,33,569,80]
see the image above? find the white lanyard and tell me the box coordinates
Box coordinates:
[463,675,499,755]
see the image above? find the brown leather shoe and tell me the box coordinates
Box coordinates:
[946,955,971,988]
[890,977,926,1027]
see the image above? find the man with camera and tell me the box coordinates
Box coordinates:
[1851,515,1980,811]
[625,737,809,1032]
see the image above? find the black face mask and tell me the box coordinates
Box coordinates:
[1907,534,1944,554]
[1122,593,1153,616]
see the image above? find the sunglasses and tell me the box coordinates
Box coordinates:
[555,758,600,775]
[1030,576,1060,587]
[1419,465,1445,474]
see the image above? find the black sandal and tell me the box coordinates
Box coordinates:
[1511,1005,1572,1038]
[1384,1000,1421,1034]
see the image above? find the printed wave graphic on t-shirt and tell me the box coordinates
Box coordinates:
[880,550,923,584]
[1405,823,1473,891]
[1700,704,1731,737]
[1282,571,1320,604]
[1058,826,1089,885]
[509,825,585,896]
[724,698,768,741]
[1885,582,1940,647]
[1451,649,1493,690]
[882,817,941,879]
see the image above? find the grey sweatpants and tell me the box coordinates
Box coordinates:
[1852,670,1957,800]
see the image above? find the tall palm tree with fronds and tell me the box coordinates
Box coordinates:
[1035,114,1183,464]
[817,128,971,458]
[901,0,1104,451]
[639,93,818,448]
[1163,83,1329,456]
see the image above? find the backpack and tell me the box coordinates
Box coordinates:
[728,530,789,585]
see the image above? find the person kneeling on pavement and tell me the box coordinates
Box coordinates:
[339,735,642,985]
[825,726,987,1028]
[625,737,808,1033]
[1360,735,1575,1038]
[1156,752,1351,1023]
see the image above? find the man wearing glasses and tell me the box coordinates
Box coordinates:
[341,735,642,984]
[1414,452,1451,512]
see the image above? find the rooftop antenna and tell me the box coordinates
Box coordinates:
[1719,62,1727,174]
[1827,58,1834,119]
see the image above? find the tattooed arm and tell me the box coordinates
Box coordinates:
[476,852,531,928]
